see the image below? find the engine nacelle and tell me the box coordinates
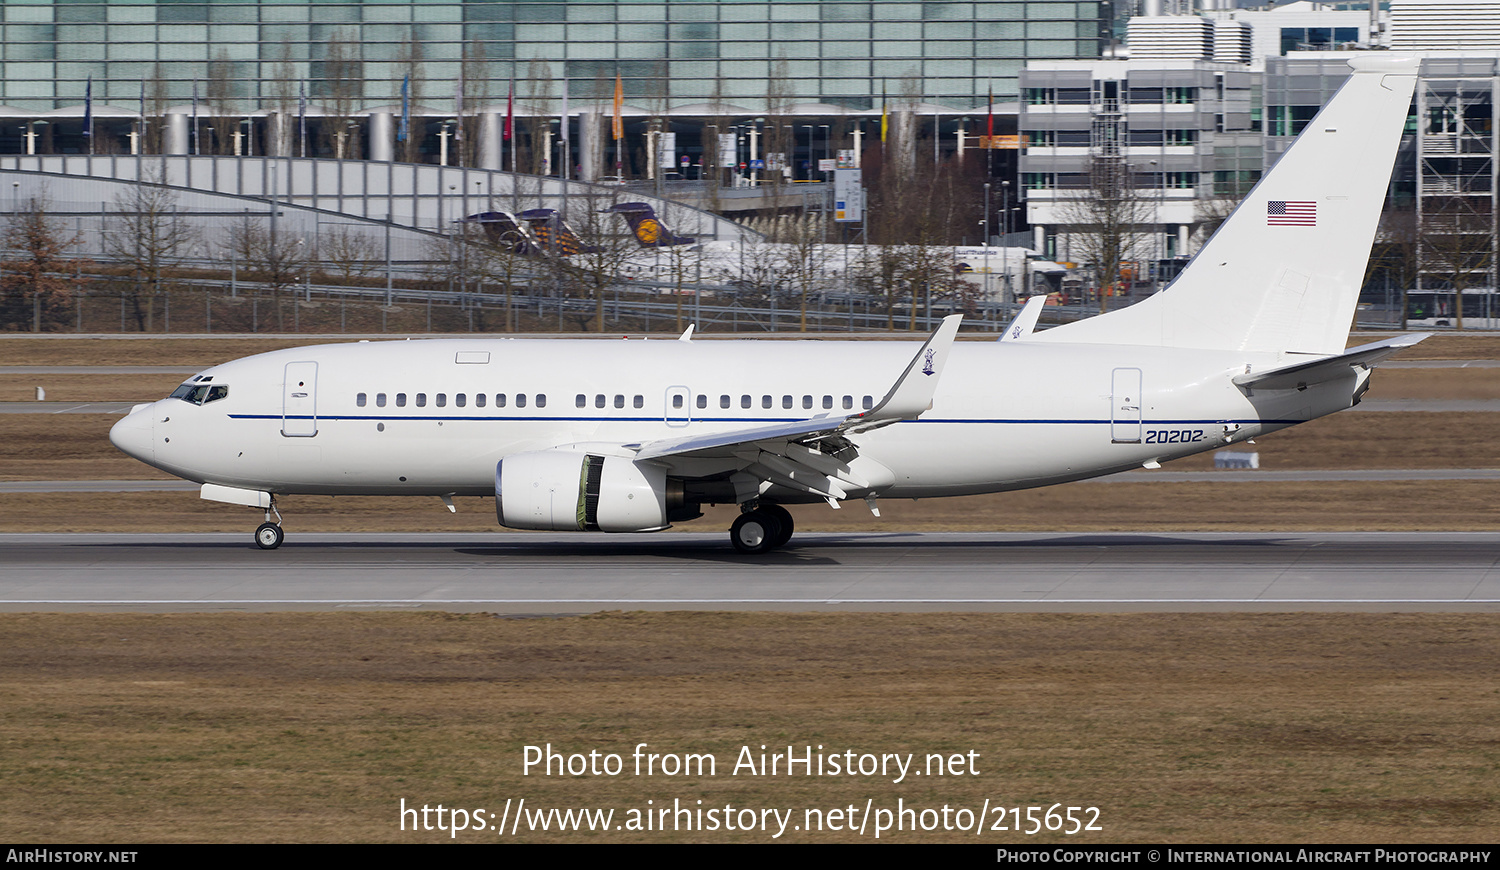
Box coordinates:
[495,450,673,532]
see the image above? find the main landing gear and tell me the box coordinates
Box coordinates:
[730,503,795,555]
[254,496,285,550]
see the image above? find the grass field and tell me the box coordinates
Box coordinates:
[3,611,1498,843]
[0,333,1496,844]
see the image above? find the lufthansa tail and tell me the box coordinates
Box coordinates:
[605,202,697,248]
[1039,56,1419,356]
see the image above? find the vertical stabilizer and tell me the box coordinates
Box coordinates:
[1038,56,1418,355]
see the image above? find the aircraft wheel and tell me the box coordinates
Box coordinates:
[759,504,795,548]
[730,511,781,555]
[255,522,285,550]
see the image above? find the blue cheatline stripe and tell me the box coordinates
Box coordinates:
[235,414,1297,426]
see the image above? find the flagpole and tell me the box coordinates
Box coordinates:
[83,76,94,156]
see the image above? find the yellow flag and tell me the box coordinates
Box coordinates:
[612,74,623,140]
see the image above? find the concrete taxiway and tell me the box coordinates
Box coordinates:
[1,531,1496,614]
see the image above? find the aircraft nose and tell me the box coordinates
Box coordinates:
[109,404,155,463]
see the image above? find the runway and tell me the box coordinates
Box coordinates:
[2,531,1496,614]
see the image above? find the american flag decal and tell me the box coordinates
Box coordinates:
[1267,200,1316,226]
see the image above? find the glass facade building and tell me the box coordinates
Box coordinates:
[2,1,1107,113]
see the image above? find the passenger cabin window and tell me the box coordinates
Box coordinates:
[415,393,427,408]
[633,395,643,409]
[516,394,527,408]
[742,395,751,409]
[536,394,546,408]
[802,395,813,409]
[377,393,387,408]
[576,394,587,408]
[782,395,793,409]
[436,393,447,408]
[475,394,486,408]
[455,394,466,408]
[396,393,407,407]
[761,395,772,409]
[862,395,873,409]
[843,395,853,409]
[595,394,605,408]
[357,393,367,407]
[721,395,730,409]
[615,395,625,409]
[495,394,507,408]
[823,396,833,410]
[672,395,684,409]
[696,394,707,409]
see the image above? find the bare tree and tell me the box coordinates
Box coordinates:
[101,174,198,331]
[525,58,556,179]
[1367,209,1420,328]
[1421,202,1495,330]
[458,41,492,168]
[266,45,298,157]
[1054,157,1157,312]
[314,31,364,159]
[205,50,241,156]
[1,196,89,332]
[548,191,639,332]
[318,224,381,285]
[220,214,311,331]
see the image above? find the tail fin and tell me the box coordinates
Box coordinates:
[606,202,696,247]
[517,208,598,256]
[1038,56,1418,355]
[462,211,539,256]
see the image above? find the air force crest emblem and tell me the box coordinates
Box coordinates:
[922,348,936,376]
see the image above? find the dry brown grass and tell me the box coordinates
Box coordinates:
[1,611,1496,843]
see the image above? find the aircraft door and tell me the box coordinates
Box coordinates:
[1110,367,1142,444]
[664,385,692,428]
[282,361,319,437]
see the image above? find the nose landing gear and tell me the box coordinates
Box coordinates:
[254,497,285,550]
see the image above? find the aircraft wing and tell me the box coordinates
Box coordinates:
[630,414,851,462]
[626,316,962,502]
[1233,333,1431,392]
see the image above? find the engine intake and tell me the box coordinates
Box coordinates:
[495,450,678,532]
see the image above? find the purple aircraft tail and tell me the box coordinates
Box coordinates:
[516,208,599,256]
[462,212,540,256]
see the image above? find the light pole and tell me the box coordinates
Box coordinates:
[983,181,992,303]
[801,124,813,181]
[1001,180,1012,300]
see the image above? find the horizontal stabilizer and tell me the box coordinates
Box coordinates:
[1233,333,1431,392]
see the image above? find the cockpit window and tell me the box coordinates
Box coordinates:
[169,382,229,405]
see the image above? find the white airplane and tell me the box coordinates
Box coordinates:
[111,56,1423,554]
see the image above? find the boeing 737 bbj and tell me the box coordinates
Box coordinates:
[110,56,1424,553]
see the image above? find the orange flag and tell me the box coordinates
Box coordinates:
[612,74,623,140]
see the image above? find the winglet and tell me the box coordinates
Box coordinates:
[678,324,695,342]
[855,314,963,426]
[999,295,1047,342]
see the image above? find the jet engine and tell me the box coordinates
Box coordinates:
[495,451,683,532]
